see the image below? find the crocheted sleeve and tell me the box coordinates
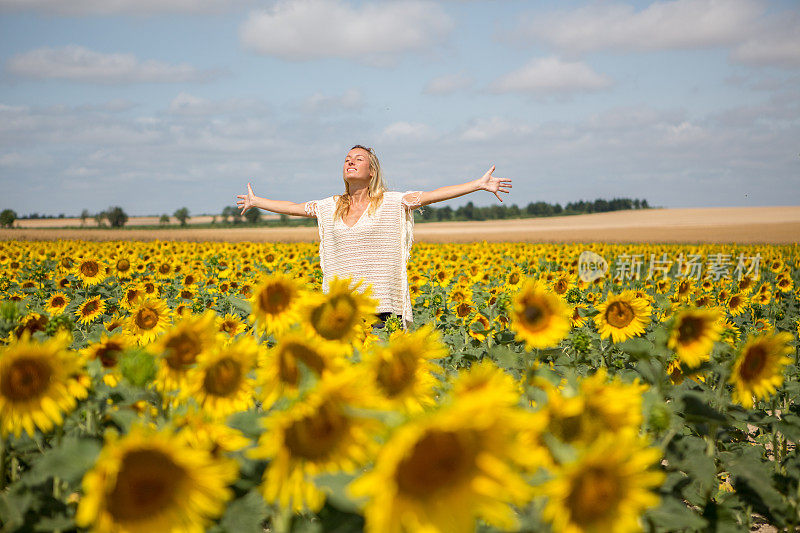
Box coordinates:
[303,200,320,218]
[401,190,424,211]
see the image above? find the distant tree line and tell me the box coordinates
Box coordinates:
[0,197,650,229]
[417,197,650,222]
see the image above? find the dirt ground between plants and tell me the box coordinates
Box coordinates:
[2,206,799,244]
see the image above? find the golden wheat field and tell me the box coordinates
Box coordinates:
[1,211,799,532]
[3,206,799,243]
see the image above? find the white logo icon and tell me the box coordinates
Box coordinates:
[578,251,608,282]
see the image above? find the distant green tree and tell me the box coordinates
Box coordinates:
[221,206,243,224]
[0,209,17,228]
[80,209,90,226]
[94,211,107,228]
[159,214,170,226]
[106,206,128,228]
[245,207,261,224]
[174,207,190,227]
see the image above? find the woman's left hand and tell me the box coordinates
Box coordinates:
[476,165,512,202]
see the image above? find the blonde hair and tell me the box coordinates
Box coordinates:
[334,145,387,222]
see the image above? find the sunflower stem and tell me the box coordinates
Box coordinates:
[0,436,7,491]
[770,396,780,470]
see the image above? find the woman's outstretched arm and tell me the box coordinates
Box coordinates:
[404,166,511,208]
[236,183,314,217]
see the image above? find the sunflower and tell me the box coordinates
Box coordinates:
[75,258,105,286]
[467,312,492,341]
[510,280,571,350]
[552,273,572,296]
[45,292,70,315]
[216,313,246,338]
[172,409,252,455]
[113,256,134,278]
[257,329,345,408]
[119,283,145,310]
[75,425,237,533]
[186,335,260,419]
[729,331,794,409]
[504,266,525,290]
[673,278,694,301]
[594,291,652,343]
[0,333,88,438]
[570,304,588,328]
[75,295,107,326]
[540,371,646,447]
[127,297,172,345]
[250,368,381,513]
[349,397,539,533]
[667,308,724,368]
[149,311,220,396]
[306,277,378,344]
[725,292,749,317]
[249,273,303,337]
[366,324,448,413]
[449,359,521,409]
[541,429,664,533]
[81,334,134,387]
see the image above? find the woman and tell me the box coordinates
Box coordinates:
[236,145,511,330]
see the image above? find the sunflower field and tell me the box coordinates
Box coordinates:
[0,239,798,533]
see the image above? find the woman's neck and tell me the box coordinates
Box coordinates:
[349,185,371,206]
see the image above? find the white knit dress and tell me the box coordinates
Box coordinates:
[304,191,422,331]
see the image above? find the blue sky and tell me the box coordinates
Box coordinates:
[1,0,798,216]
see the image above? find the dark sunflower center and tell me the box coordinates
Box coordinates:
[395,430,478,499]
[258,283,291,314]
[311,295,358,340]
[567,465,620,524]
[284,402,347,460]
[554,280,568,294]
[97,344,123,368]
[107,449,186,522]
[80,261,99,277]
[203,357,242,397]
[159,264,171,275]
[376,350,417,398]
[82,300,99,315]
[677,316,705,344]
[164,333,201,369]
[135,308,159,330]
[1,356,52,401]
[728,296,741,309]
[51,296,66,307]
[116,259,131,272]
[606,301,634,328]
[456,303,472,317]
[509,273,520,284]
[740,345,767,381]
[521,298,547,330]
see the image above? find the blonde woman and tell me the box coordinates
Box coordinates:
[237,145,511,330]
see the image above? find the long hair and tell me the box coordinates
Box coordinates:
[334,145,387,222]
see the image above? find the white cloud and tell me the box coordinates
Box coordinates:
[240,0,452,65]
[490,57,612,95]
[0,0,254,15]
[515,0,762,54]
[459,117,532,142]
[731,13,800,69]
[423,73,473,95]
[380,121,436,142]
[302,89,364,113]
[6,45,218,83]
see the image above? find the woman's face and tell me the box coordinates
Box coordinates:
[343,147,372,182]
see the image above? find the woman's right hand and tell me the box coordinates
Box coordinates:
[236,183,256,214]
